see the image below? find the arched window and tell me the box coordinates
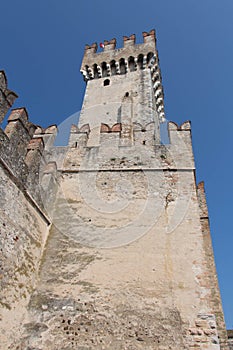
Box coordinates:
[147,52,155,65]
[137,54,143,69]
[103,79,110,86]
[119,58,126,75]
[101,62,108,78]
[93,64,99,79]
[110,60,117,75]
[128,56,135,72]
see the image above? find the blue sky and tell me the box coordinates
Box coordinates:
[1,0,233,328]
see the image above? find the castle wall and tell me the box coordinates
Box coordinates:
[0,80,55,349]
[0,30,229,350]
[0,159,50,348]
[17,122,228,349]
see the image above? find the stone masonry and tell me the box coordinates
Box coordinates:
[0,30,230,349]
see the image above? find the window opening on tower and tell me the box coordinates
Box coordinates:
[119,58,126,74]
[102,62,108,78]
[137,54,143,69]
[93,64,99,79]
[110,60,117,75]
[147,52,154,65]
[128,56,135,72]
[104,79,110,86]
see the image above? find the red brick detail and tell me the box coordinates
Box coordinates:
[111,123,121,132]
[27,137,44,152]
[79,124,90,133]
[103,38,116,49]
[100,123,111,133]
[8,108,28,123]
[123,34,136,44]
[84,43,98,53]
[142,29,155,39]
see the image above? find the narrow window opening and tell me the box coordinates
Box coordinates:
[102,62,108,78]
[147,52,154,65]
[93,64,98,79]
[137,54,143,69]
[119,58,126,74]
[85,65,89,75]
[128,56,135,72]
[110,60,116,75]
[104,79,110,86]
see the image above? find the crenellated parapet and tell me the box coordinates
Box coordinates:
[62,118,195,173]
[0,73,59,209]
[34,124,57,150]
[0,76,54,341]
[0,70,18,124]
[80,30,166,122]
[1,108,35,184]
[5,108,36,151]
[0,30,229,350]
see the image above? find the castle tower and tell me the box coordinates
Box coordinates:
[0,31,229,349]
[78,30,163,147]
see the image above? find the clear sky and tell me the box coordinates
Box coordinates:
[1,0,233,328]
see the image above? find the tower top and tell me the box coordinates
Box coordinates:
[83,29,155,53]
[80,29,166,123]
[80,30,157,79]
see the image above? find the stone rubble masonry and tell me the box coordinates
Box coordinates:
[0,30,231,349]
[0,71,18,124]
[0,72,58,348]
[197,182,229,349]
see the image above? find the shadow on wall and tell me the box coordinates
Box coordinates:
[54,111,80,146]
[160,120,169,144]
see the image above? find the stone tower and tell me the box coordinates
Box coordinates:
[0,30,229,349]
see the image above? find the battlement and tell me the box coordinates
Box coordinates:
[0,74,59,210]
[83,30,155,54]
[80,30,166,123]
[0,30,229,350]
[34,124,58,150]
[81,30,157,79]
[64,119,194,172]
[0,70,18,123]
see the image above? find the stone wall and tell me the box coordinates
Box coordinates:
[0,73,57,349]
[0,70,17,123]
[0,162,50,347]
[15,120,228,349]
[0,30,230,349]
